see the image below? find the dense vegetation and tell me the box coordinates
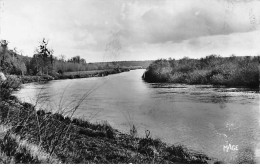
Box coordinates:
[0,74,214,164]
[143,55,259,88]
[0,39,151,78]
[0,40,27,75]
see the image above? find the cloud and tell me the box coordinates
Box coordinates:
[1,0,260,61]
[117,0,259,45]
[125,30,260,60]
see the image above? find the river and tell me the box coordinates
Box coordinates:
[14,69,260,163]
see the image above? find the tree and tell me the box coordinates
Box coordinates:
[0,40,9,70]
[68,56,85,64]
[32,38,54,75]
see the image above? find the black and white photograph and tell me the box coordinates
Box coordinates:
[0,0,259,165]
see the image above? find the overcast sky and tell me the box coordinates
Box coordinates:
[1,0,260,62]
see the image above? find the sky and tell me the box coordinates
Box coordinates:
[0,0,260,62]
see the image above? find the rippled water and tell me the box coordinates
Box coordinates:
[14,69,260,163]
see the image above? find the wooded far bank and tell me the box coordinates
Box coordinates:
[143,55,259,89]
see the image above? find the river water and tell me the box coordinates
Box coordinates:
[14,69,260,163]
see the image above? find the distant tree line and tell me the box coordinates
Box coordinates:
[143,55,260,88]
[0,39,151,76]
[0,40,27,75]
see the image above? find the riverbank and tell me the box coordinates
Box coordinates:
[0,99,214,164]
[0,76,216,164]
[142,56,259,89]
[19,68,131,84]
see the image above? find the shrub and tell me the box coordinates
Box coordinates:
[0,75,21,100]
[41,74,54,81]
[210,74,226,85]
[143,59,172,82]
[227,62,259,88]
[168,72,187,83]
[186,70,210,84]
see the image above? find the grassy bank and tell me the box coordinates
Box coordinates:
[0,75,216,164]
[18,68,130,84]
[143,55,259,89]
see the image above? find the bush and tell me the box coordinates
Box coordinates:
[227,62,259,88]
[143,59,172,82]
[168,72,187,83]
[210,74,226,85]
[186,70,210,84]
[0,75,21,100]
[41,74,54,81]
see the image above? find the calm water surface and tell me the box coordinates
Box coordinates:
[14,69,260,163]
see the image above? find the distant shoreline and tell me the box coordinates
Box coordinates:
[16,67,142,84]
